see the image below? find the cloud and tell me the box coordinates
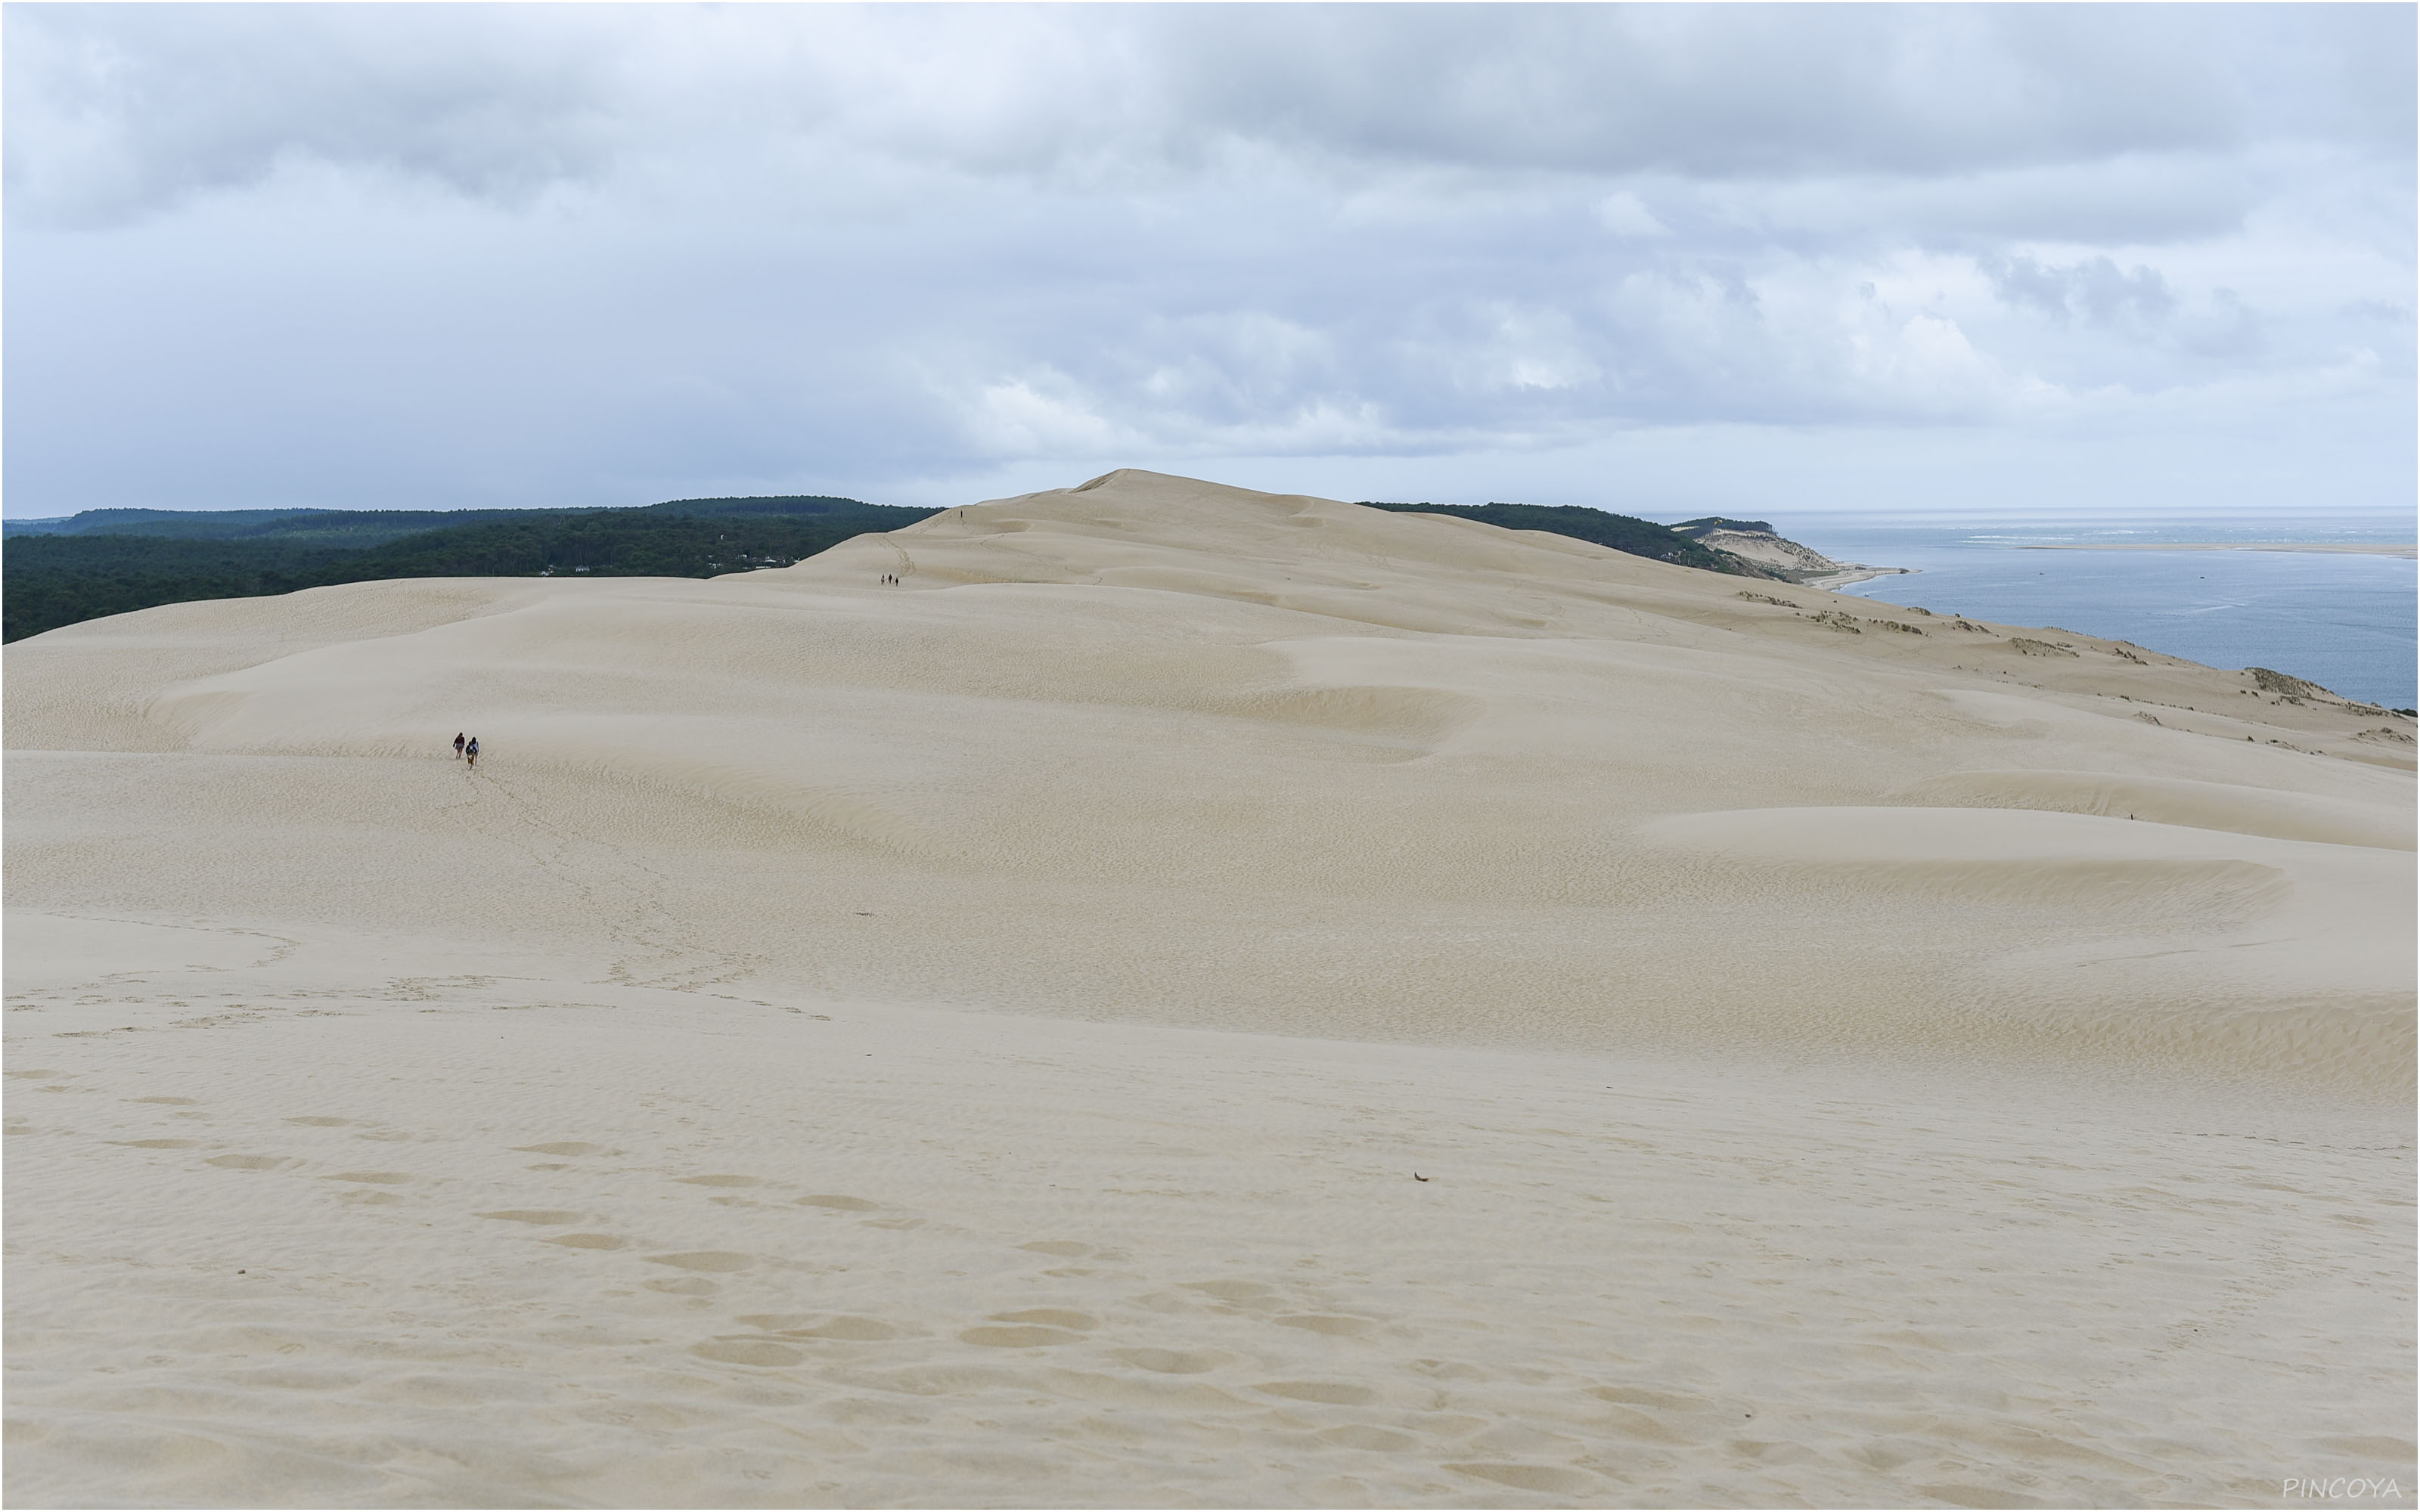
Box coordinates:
[1983,254,2178,327]
[2,7,631,226]
[2,5,2409,519]
[1595,192,1670,240]
[10,5,2409,228]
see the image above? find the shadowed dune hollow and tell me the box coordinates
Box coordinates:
[5,470,2412,1507]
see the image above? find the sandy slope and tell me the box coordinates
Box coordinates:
[1670,523,1853,581]
[7,470,2413,1507]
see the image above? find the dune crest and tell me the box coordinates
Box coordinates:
[10,467,2411,1083]
[1892,767,2414,850]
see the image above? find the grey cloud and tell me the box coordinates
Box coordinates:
[1717,154,2271,249]
[1143,5,2254,179]
[10,4,2410,229]
[2344,298,2416,328]
[2176,287,2266,361]
[4,5,629,226]
[2,5,2408,520]
[1983,254,2178,327]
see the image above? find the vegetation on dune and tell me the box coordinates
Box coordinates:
[1,507,575,548]
[1357,500,1789,580]
[3,497,936,642]
[311,498,933,581]
[1669,516,1779,536]
[2247,665,2338,699]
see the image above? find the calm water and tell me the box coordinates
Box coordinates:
[1776,521,2417,711]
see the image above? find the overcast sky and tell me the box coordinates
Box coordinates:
[6,4,2412,522]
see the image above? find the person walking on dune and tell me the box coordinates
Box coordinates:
[454,733,466,760]
[465,736,479,770]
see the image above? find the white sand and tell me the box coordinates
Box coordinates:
[8,470,2414,1506]
[2021,544,2418,557]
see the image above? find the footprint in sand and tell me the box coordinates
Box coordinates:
[1114,1347,1227,1375]
[1443,1464,1599,1496]
[545,1233,629,1250]
[1274,1313,1375,1337]
[284,1116,348,1126]
[1591,1385,1713,1412]
[111,1139,202,1149]
[206,1154,288,1170]
[676,1174,762,1188]
[794,1315,900,1340]
[645,1278,718,1296]
[325,1171,412,1184]
[516,1142,618,1157]
[1322,1425,1418,1452]
[1258,1380,1378,1405]
[1019,1241,1092,1258]
[1182,1279,1280,1309]
[994,1308,1097,1329]
[960,1309,1098,1347]
[691,1339,804,1368]
[960,1325,1082,1347]
[795,1194,877,1210]
[738,1312,903,1340]
[135,1097,200,1106]
[478,1210,585,1225]
[646,1251,755,1272]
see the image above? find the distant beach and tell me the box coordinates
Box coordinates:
[1800,565,1910,590]
[2023,542,2416,557]
[1804,522,2418,709]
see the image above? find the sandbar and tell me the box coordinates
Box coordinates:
[2022,542,2416,556]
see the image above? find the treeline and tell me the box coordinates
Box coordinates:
[4,497,935,642]
[1,505,580,548]
[1357,500,1786,579]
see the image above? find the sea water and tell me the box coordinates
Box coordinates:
[1778,521,2417,711]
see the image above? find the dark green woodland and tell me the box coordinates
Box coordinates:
[1357,501,1786,580]
[3,497,935,642]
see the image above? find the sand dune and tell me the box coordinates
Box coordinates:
[8,469,2413,1506]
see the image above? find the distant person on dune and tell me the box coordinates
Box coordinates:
[465,736,479,769]
[454,733,466,760]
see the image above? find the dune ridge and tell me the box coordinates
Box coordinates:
[8,469,2412,1506]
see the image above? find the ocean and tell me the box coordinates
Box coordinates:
[1777,520,2418,711]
